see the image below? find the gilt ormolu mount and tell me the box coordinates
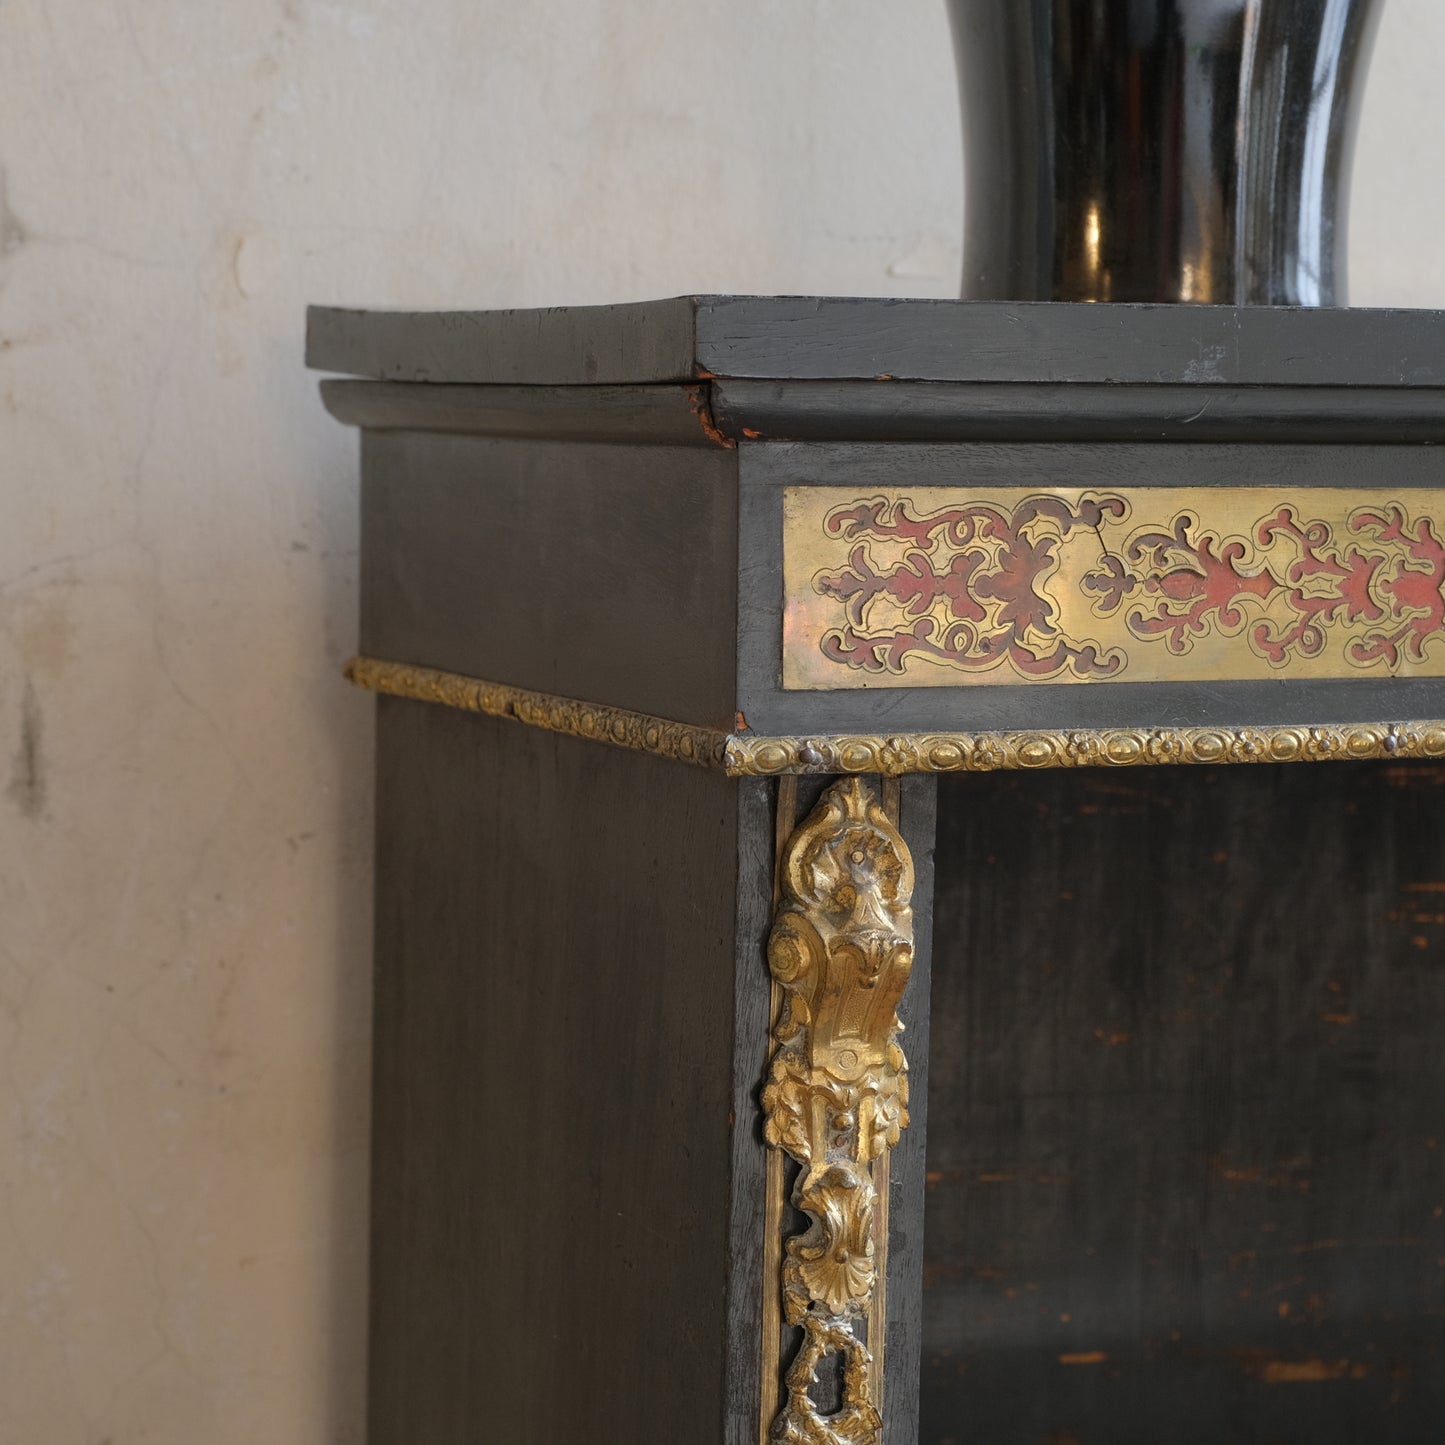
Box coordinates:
[764,777,914,1442]
[313,2,1445,1442]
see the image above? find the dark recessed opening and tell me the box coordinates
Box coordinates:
[807,1346,847,1418]
[920,760,1445,1444]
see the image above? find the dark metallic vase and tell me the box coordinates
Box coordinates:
[948,0,1381,305]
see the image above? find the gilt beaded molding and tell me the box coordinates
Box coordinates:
[347,656,1445,777]
[345,656,728,769]
[722,720,1445,775]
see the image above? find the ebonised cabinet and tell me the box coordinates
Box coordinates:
[312,296,1445,1444]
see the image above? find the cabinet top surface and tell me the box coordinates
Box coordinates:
[307,295,1445,389]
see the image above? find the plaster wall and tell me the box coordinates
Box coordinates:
[0,3,1440,1441]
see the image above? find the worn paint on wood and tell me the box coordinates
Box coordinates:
[920,760,1445,1444]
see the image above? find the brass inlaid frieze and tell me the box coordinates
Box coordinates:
[763,778,914,1445]
[783,486,1445,689]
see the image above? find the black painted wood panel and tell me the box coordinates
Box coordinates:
[308,297,700,385]
[712,380,1445,446]
[921,761,1445,1445]
[323,378,726,447]
[370,698,743,1443]
[725,777,778,1445]
[693,299,1445,388]
[361,430,738,727]
[308,297,1445,389]
[884,775,940,1445]
[323,374,1445,450]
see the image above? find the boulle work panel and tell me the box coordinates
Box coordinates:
[312,296,1445,1444]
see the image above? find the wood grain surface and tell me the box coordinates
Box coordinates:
[921,760,1445,1445]
[361,430,738,729]
[308,297,1445,389]
[369,698,742,1443]
[711,379,1445,446]
[882,775,939,1445]
[323,378,729,447]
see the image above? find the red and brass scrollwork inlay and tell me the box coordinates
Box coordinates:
[782,486,1445,689]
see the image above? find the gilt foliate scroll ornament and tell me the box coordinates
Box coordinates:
[763,778,914,1444]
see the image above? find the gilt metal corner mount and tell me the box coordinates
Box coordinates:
[762,778,915,1444]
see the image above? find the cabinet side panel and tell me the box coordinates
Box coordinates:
[361,431,738,728]
[369,697,739,1443]
[724,778,777,1445]
[883,775,939,1445]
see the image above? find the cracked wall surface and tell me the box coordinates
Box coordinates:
[0,2,1440,1442]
